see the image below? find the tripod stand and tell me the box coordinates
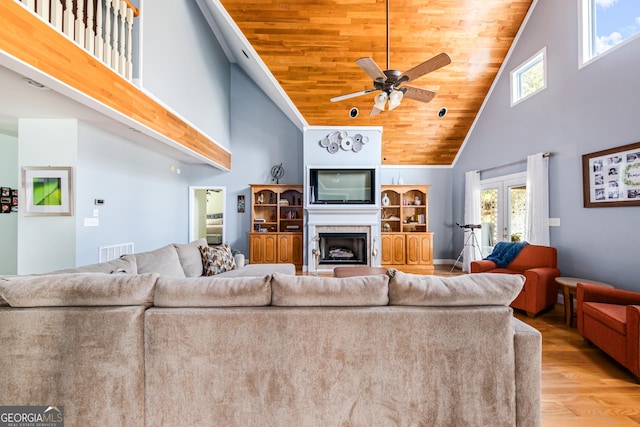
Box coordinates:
[450,227,482,273]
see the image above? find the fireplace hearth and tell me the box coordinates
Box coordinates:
[319,233,367,265]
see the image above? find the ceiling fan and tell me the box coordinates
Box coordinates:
[330,0,452,117]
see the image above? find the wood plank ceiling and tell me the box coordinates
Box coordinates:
[219,0,532,165]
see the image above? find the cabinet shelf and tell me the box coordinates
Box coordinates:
[381,185,433,272]
[249,184,304,269]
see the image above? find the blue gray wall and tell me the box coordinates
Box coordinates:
[76,122,191,266]
[188,64,303,257]
[453,0,640,290]
[140,0,231,149]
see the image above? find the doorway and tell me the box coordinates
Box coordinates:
[189,186,225,245]
[480,173,526,257]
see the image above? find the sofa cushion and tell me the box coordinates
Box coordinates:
[49,256,137,275]
[271,272,389,306]
[215,263,296,278]
[173,238,208,277]
[0,272,158,307]
[154,275,271,307]
[199,243,236,276]
[389,271,524,306]
[124,245,185,278]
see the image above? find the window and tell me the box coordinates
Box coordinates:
[510,48,546,106]
[580,0,640,66]
[480,173,527,257]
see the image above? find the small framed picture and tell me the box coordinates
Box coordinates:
[22,167,74,216]
[237,195,245,213]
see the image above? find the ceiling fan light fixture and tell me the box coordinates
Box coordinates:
[388,90,403,110]
[373,92,388,111]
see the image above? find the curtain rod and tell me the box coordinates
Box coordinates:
[478,152,550,174]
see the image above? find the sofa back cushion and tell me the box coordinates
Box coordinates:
[48,256,137,275]
[154,275,271,307]
[389,271,524,306]
[172,238,208,277]
[0,272,158,307]
[271,272,389,306]
[124,245,185,278]
[508,244,557,271]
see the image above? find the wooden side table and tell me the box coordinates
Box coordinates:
[555,277,614,327]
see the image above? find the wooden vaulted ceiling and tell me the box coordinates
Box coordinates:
[219,0,532,165]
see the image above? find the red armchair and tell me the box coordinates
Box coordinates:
[470,244,561,317]
[577,283,640,379]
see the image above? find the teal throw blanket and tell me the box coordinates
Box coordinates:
[484,241,528,268]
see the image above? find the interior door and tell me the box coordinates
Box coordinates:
[480,173,526,257]
[189,186,225,244]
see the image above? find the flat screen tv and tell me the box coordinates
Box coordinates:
[309,168,375,204]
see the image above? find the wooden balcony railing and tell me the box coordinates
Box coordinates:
[18,0,139,81]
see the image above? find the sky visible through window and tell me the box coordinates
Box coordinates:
[595,0,640,54]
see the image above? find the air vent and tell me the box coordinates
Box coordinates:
[99,242,134,262]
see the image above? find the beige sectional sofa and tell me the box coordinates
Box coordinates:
[0,240,541,427]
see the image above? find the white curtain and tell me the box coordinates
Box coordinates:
[524,153,550,246]
[463,170,482,272]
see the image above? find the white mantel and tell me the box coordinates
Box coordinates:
[306,206,381,274]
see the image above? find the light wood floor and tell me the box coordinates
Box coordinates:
[316,266,640,425]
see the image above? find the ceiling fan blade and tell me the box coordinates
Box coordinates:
[330,88,376,102]
[398,52,452,84]
[356,57,387,82]
[402,86,437,103]
[369,106,383,117]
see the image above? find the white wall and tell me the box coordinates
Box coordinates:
[17,119,77,274]
[453,0,640,290]
[0,132,18,274]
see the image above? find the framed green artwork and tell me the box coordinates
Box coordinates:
[22,167,74,216]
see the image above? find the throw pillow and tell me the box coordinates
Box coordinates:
[199,243,237,276]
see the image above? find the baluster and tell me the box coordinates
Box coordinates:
[75,0,85,47]
[95,0,104,61]
[51,0,63,31]
[36,0,49,21]
[104,0,112,66]
[111,0,121,73]
[86,0,95,55]
[63,0,73,38]
[118,1,127,76]
[125,6,133,80]
[26,0,35,10]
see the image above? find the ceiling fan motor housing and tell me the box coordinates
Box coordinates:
[375,69,403,93]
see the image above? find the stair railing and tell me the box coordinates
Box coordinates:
[18,0,140,81]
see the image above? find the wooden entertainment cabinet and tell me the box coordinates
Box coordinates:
[380,185,434,273]
[249,184,304,270]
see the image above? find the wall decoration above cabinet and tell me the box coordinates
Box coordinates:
[319,131,369,154]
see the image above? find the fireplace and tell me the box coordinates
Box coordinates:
[319,232,367,265]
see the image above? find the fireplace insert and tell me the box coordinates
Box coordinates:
[318,232,367,265]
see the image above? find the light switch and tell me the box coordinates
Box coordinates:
[84,218,99,227]
[93,209,99,217]
[548,218,560,227]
